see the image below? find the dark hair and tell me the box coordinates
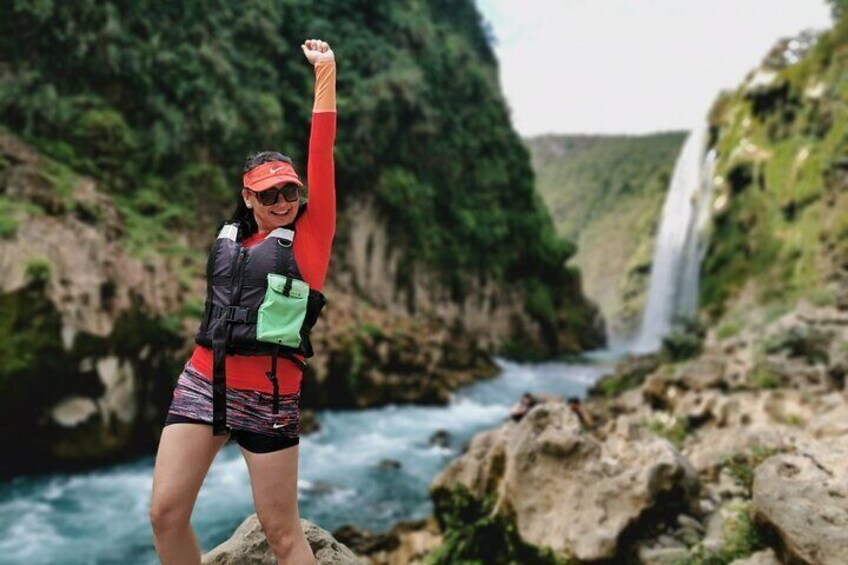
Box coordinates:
[243,151,293,173]
[229,151,306,240]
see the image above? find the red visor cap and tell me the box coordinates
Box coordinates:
[243,160,304,191]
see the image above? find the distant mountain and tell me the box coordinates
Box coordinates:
[526,133,686,339]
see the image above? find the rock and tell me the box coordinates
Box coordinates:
[428,429,450,448]
[702,498,749,554]
[96,356,137,426]
[656,534,686,549]
[589,352,661,398]
[300,409,320,434]
[336,517,442,565]
[431,426,507,499]
[50,396,98,427]
[745,69,779,95]
[677,513,705,533]
[378,459,401,470]
[432,404,700,561]
[676,389,815,432]
[202,514,362,564]
[708,470,749,501]
[332,524,398,555]
[672,390,727,425]
[756,356,829,392]
[684,425,803,479]
[301,480,341,496]
[638,545,689,564]
[752,441,848,565]
[807,392,848,438]
[675,355,727,391]
[730,548,781,565]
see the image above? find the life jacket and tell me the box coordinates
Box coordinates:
[195,218,327,435]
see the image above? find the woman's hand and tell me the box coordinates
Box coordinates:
[302,39,335,65]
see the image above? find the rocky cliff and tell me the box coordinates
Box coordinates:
[0,0,603,478]
[366,299,846,564]
[701,27,848,322]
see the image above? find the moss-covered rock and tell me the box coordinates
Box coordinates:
[0,285,183,478]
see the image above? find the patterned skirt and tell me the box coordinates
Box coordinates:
[165,361,301,442]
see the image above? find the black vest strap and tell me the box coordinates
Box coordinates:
[266,346,280,414]
[265,348,307,414]
[211,317,230,435]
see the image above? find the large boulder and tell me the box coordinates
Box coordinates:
[202,514,363,564]
[432,403,699,561]
[752,440,848,565]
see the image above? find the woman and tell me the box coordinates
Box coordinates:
[150,38,336,565]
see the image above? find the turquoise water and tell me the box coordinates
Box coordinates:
[0,352,620,565]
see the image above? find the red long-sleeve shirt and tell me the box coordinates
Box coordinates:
[188,60,337,395]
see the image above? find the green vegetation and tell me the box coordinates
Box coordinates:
[715,318,744,340]
[674,506,766,565]
[828,0,847,18]
[526,133,686,332]
[749,365,781,389]
[660,318,706,361]
[762,325,831,364]
[24,257,51,285]
[427,483,572,565]
[0,197,23,238]
[0,287,64,381]
[722,445,786,496]
[527,133,686,242]
[596,367,652,397]
[645,414,689,449]
[0,1,600,353]
[592,356,662,398]
[702,11,848,319]
[0,196,45,238]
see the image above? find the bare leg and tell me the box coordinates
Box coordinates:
[150,423,231,565]
[240,444,315,564]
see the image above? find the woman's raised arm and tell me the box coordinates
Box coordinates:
[299,39,336,252]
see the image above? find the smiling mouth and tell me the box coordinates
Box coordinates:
[270,209,291,217]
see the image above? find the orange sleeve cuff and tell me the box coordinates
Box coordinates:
[313,60,336,113]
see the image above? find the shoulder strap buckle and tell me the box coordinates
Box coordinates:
[266,227,295,247]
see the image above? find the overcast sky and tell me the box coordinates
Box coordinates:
[475,0,833,136]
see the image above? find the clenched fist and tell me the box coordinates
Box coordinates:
[302,39,335,65]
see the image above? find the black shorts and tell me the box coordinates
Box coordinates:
[164,362,301,454]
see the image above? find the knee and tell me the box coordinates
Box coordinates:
[257,515,299,551]
[149,498,192,536]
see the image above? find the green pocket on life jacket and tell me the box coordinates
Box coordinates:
[256,273,310,347]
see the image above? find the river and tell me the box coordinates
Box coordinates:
[0,350,623,565]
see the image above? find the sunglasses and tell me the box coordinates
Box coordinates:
[248,184,300,206]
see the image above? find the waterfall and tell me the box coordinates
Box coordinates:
[632,124,716,353]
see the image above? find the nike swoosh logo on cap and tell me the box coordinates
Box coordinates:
[269,167,284,174]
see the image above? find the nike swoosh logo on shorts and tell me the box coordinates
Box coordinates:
[272,422,288,429]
